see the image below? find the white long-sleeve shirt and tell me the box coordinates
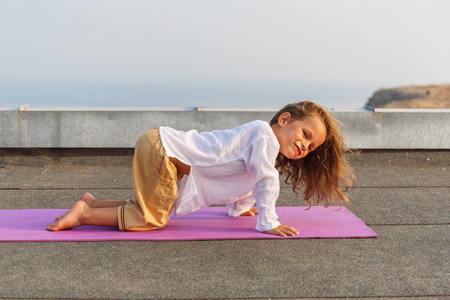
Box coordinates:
[159,120,281,232]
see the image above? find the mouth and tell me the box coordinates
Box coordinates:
[295,144,302,156]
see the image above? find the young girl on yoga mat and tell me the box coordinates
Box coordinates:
[47,101,354,237]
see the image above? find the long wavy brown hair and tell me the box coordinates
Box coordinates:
[270,101,355,208]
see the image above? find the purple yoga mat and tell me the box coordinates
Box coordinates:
[0,206,377,242]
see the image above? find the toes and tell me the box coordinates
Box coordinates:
[47,223,58,231]
[55,213,67,221]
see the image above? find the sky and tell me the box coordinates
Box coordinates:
[1,0,449,109]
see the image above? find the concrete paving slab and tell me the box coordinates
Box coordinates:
[0,189,134,209]
[2,150,449,189]
[0,164,47,189]
[20,165,132,189]
[348,187,450,225]
[2,160,447,191]
[349,150,449,187]
[0,226,447,299]
[346,150,450,167]
[0,150,133,189]
[353,166,449,188]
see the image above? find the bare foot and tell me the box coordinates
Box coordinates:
[55,193,97,221]
[79,192,97,207]
[48,201,90,231]
[54,212,66,222]
[240,207,258,216]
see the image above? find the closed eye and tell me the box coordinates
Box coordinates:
[303,130,313,150]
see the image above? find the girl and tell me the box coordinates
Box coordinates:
[47,101,354,237]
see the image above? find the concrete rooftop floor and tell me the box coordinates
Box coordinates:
[0,149,449,299]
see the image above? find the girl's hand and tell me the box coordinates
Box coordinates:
[264,225,299,237]
[239,207,258,216]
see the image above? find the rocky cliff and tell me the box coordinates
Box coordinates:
[366,84,450,108]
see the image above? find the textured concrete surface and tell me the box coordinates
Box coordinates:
[0,150,449,299]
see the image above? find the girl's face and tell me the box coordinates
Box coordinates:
[273,113,327,160]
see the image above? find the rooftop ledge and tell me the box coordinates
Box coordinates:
[5,104,450,113]
[1,105,449,149]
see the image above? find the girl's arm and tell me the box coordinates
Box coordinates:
[245,135,299,236]
[244,136,281,231]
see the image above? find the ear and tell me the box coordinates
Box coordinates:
[278,112,291,127]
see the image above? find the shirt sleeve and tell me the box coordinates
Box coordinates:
[243,135,281,232]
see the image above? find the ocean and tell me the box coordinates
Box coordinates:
[0,81,375,110]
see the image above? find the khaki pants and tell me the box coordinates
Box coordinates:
[118,128,183,231]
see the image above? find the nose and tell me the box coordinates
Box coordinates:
[301,142,310,151]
